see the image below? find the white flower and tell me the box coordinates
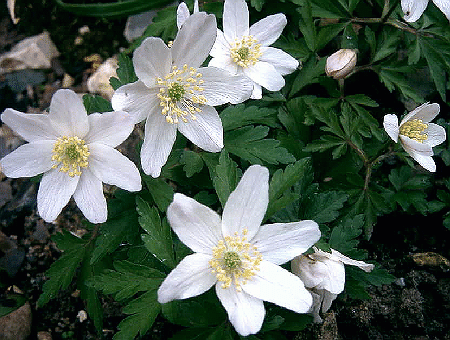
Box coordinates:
[401,0,450,22]
[325,49,357,80]
[157,165,321,336]
[111,12,253,178]
[383,103,446,172]
[177,0,199,29]
[208,0,299,99]
[0,89,141,223]
[291,247,374,323]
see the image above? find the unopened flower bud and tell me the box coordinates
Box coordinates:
[325,49,357,79]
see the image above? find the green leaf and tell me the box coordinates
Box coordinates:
[55,0,174,17]
[372,27,400,64]
[266,158,312,219]
[224,126,295,165]
[143,175,175,212]
[329,214,364,253]
[316,22,348,51]
[113,288,162,340]
[220,104,279,131]
[110,53,138,89]
[303,135,346,155]
[301,190,348,224]
[250,0,265,11]
[297,0,316,52]
[180,150,204,177]
[37,231,88,307]
[137,196,176,269]
[290,56,326,97]
[88,261,164,301]
[378,68,425,103]
[83,94,113,114]
[0,294,27,318]
[213,150,241,207]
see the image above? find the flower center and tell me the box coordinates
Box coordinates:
[51,136,89,177]
[210,229,262,291]
[156,64,207,124]
[230,35,262,68]
[399,119,428,143]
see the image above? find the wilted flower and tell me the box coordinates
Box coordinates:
[0,89,141,223]
[383,103,446,172]
[291,247,374,323]
[158,165,321,336]
[112,13,253,177]
[401,0,450,22]
[177,0,199,29]
[325,49,357,79]
[208,0,299,99]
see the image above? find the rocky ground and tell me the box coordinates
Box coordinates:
[1,1,450,339]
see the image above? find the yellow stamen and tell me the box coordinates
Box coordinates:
[400,119,428,143]
[51,136,89,177]
[209,228,262,291]
[156,64,207,124]
[230,35,262,68]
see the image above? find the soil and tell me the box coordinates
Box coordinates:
[1,1,450,340]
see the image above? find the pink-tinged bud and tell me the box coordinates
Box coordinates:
[325,49,357,79]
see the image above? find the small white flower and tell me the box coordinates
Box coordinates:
[0,89,141,223]
[111,12,253,177]
[157,165,321,336]
[325,49,357,80]
[401,0,450,22]
[208,0,299,99]
[291,247,374,323]
[177,0,199,29]
[383,103,446,172]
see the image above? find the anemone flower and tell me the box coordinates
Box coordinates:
[208,0,299,99]
[112,12,253,177]
[0,89,141,223]
[157,165,321,336]
[383,103,446,172]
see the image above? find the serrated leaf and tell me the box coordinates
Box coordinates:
[137,196,175,268]
[266,158,312,219]
[316,22,348,51]
[143,175,174,212]
[290,56,326,97]
[303,135,346,153]
[213,150,241,207]
[112,53,138,88]
[224,126,295,165]
[113,287,162,340]
[378,68,425,103]
[302,191,348,224]
[180,150,204,177]
[298,0,316,52]
[83,94,113,114]
[220,104,279,131]
[329,215,364,253]
[250,0,265,11]
[372,27,400,63]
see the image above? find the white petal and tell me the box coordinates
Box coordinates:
[171,12,217,69]
[1,109,59,142]
[223,0,249,42]
[243,260,313,313]
[249,13,287,46]
[309,291,323,323]
[84,111,134,147]
[383,114,399,142]
[0,141,54,178]
[200,67,253,105]
[133,37,171,87]
[215,283,264,336]
[260,47,299,76]
[177,105,223,152]
[244,61,285,91]
[210,29,231,59]
[400,135,436,171]
[140,112,177,177]
[222,165,269,240]
[401,102,440,124]
[402,0,429,22]
[193,0,199,12]
[328,249,374,273]
[167,193,223,254]
[111,81,161,124]
[88,143,141,192]
[48,89,89,138]
[320,290,338,313]
[72,168,107,224]
[409,152,436,172]
[251,220,321,265]
[433,0,450,20]
[177,2,190,29]
[425,123,446,147]
[208,55,239,75]
[250,83,262,99]
[158,253,217,303]
[37,168,79,222]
